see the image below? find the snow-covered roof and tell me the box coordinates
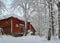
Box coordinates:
[0,14,25,21]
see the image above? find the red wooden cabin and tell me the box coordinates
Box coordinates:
[0,16,36,36]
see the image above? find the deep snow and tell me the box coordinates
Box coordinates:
[0,35,60,43]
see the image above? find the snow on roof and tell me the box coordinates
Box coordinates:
[0,14,25,21]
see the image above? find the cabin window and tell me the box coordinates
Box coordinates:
[16,24,19,27]
[20,24,24,32]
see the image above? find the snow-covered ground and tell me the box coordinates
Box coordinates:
[0,35,60,43]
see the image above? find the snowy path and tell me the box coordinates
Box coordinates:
[0,35,60,43]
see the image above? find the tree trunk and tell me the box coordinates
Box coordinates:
[23,4,27,36]
[48,28,51,40]
[58,28,60,39]
[24,21,27,36]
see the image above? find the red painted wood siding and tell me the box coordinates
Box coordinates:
[0,18,11,28]
[12,17,21,33]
